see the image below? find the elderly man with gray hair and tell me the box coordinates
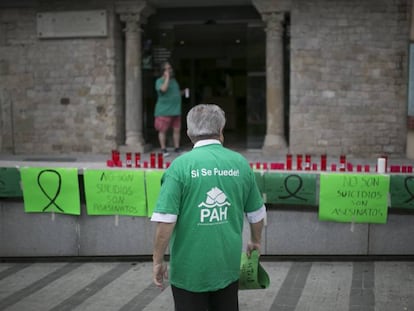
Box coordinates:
[151,104,266,311]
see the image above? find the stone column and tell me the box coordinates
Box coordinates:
[116,1,153,152]
[121,13,144,149]
[406,0,414,159]
[262,12,286,153]
[252,0,289,154]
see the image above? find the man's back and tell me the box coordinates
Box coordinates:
[154,141,263,292]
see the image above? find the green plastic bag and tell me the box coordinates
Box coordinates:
[239,250,270,290]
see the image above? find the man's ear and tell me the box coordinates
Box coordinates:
[187,129,193,143]
[220,129,224,144]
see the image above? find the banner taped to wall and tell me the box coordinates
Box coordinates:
[389,174,414,209]
[264,172,317,205]
[20,167,81,215]
[319,173,390,223]
[84,169,146,216]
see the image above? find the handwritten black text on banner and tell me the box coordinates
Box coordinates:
[319,173,390,224]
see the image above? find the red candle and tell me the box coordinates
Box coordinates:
[339,155,346,172]
[305,154,311,171]
[390,165,401,173]
[408,166,413,173]
[381,155,388,172]
[320,154,327,171]
[356,165,362,172]
[112,149,120,162]
[143,161,148,168]
[364,165,370,172]
[402,165,407,173]
[157,153,164,169]
[256,162,261,170]
[331,163,337,171]
[312,163,317,171]
[347,163,353,172]
[126,152,132,168]
[135,153,141,168]
[296,155,302,170]
[150,153,156,168]
[106,160,114,167]
[286,154,292,170]
[263,162,268,170]
[276,163,285,170]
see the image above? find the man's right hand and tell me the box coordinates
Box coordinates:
[153,261,168,289]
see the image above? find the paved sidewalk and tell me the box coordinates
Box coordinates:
[0,260,413,311]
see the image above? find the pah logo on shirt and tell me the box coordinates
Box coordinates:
[198,187,231,224]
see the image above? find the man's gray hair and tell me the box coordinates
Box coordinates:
[187,104,226,140]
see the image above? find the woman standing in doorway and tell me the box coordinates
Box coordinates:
[154,61,183,157]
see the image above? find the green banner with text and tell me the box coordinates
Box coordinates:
[319,173,390,223]
[389,174,414,209]
[84,169,146,216]
[264,173,317,205]
[20,167,81,215]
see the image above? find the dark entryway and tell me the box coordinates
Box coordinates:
[142,6,267,150]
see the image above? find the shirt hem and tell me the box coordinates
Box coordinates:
[170,277,240,293]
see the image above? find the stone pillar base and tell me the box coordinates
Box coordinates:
[119,143,152,153]
[262,134,287,155]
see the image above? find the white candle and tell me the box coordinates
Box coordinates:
[377,158,386,173]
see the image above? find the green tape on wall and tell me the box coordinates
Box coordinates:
[20,167,81,215]
[84,169,146,216]
[254,172,265,194]
[0,167,23,197]
[319,173,390,224]
[145,170,164,217]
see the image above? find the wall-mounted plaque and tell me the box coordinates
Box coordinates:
[37,10,107,38]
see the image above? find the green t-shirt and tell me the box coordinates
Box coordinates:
[154,78,181,116]
[154,142,264,292]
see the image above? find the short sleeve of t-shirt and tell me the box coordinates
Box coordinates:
[155,78,163,92]
[153,172,182,215]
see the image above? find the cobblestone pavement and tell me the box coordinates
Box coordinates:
[0,260,413,311]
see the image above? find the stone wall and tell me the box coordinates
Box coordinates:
[0,0,411,156]
[0,1,124,154]
[290,0,410,157]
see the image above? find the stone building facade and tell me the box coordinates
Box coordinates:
[0,0,125,154]
[0,0,411,157]
[290,0,409,156]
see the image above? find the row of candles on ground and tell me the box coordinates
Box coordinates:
[250,154,413,173]
[107,151,413,173]
[107,150,171,169]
